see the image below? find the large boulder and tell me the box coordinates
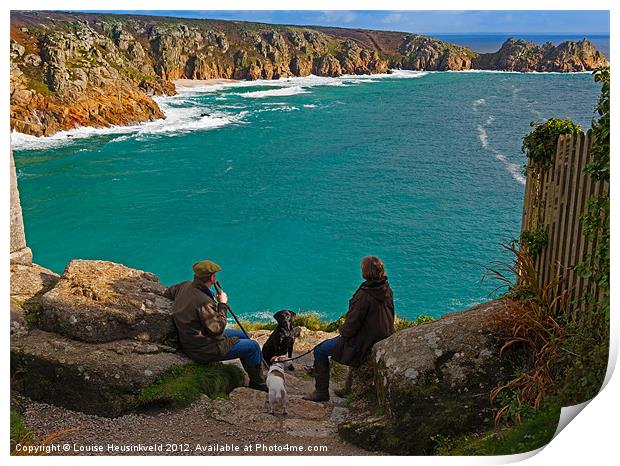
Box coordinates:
[10,262,59,304]
[11,329,192,417]
[37,260,175,343]
[10,262,60,336]
[338,300,516,454]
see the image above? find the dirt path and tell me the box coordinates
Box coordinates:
[20,352,374,456]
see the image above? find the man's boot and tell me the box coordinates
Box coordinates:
[303,359,330,402]
[334,367,354,398]
[245,363,268,392]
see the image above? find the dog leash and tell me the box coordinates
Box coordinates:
[270,343,326,363]
[214,281,328,365]
[214,280,271,369]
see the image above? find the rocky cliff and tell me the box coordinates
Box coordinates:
[338,301,517,454]
[11,11,608,136]
[473,37,607,72]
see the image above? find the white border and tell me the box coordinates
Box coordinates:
[2,1,617,464]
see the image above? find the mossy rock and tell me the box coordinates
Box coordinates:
[139,362,245,409]
[10,329,244,417]
[339,301,520,454]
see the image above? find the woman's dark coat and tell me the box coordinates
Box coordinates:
[331,278,395,367]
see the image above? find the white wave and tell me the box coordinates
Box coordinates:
[380,70,429,79]
[256,105,299,112]
[11,96,246,151]
[494,153,527,185]
[235,86,309,98]
[445,69,590,75]
[473,98,486,110]
[477,125,489,148]
[486,115,495,125]
[110,135,132,143]
[477,120,526,186]
[303,104,318,108]
[175,70,429,96]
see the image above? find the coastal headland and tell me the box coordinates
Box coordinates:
[10,10,608,137]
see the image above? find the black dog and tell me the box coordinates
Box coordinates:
[262,310,298,370]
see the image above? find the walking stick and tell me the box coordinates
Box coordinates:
[214,280,270,369]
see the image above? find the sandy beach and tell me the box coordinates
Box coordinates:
[172,78,238,88]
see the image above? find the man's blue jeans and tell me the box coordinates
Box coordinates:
[220,329,262,367]
[313,336,342,363]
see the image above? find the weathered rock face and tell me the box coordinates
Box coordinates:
[10,11,607,137]
[474,38,608,72]
[9,149,32,264]
[398,35,475,71]
[10,262,60,336]
[11,329,191,417]
[10,20,166,137]
[339,300,517,455]
[10,262,59,305]
[37,260,175,343]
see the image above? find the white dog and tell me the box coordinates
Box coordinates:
[265,356,288,415]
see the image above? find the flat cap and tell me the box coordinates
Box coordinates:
[193,260,222,279]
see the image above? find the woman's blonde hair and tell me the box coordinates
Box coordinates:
[361,256,386,281]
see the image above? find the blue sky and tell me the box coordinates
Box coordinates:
[81,10,610,34]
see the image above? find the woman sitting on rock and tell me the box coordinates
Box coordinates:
[303,256,395,402]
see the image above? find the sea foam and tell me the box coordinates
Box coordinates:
[237,86,309,98]
[477,118,526,186]
[11,97,246,150]
[12,70,431,149]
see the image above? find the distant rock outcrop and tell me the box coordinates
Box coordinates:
[398,35,475,71]
[474,37,607,72]
[10,11,608,137]
[338,300,517,455]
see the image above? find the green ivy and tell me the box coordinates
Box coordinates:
[576,67,610,304]
[522,118,582,169]
[585,67,610,182]
[519,228,548,260]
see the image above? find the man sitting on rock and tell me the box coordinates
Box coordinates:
[164,260,267,392]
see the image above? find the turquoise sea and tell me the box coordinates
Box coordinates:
[12,70,601,321]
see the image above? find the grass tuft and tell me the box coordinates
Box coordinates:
[434,400,561,455]
[234,312,434,334]
[138,362,245,409]
[10,410,75,456]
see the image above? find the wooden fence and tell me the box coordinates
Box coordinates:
[521,132,609,311]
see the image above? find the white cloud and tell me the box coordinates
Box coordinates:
[380,13,403,25]
[321,10,357,24]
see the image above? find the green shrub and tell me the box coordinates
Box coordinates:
[292,313,326,331]
[234,312,433,334]
[522,118,582,169]
[394,314,434,332]
[519,227,548,260]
